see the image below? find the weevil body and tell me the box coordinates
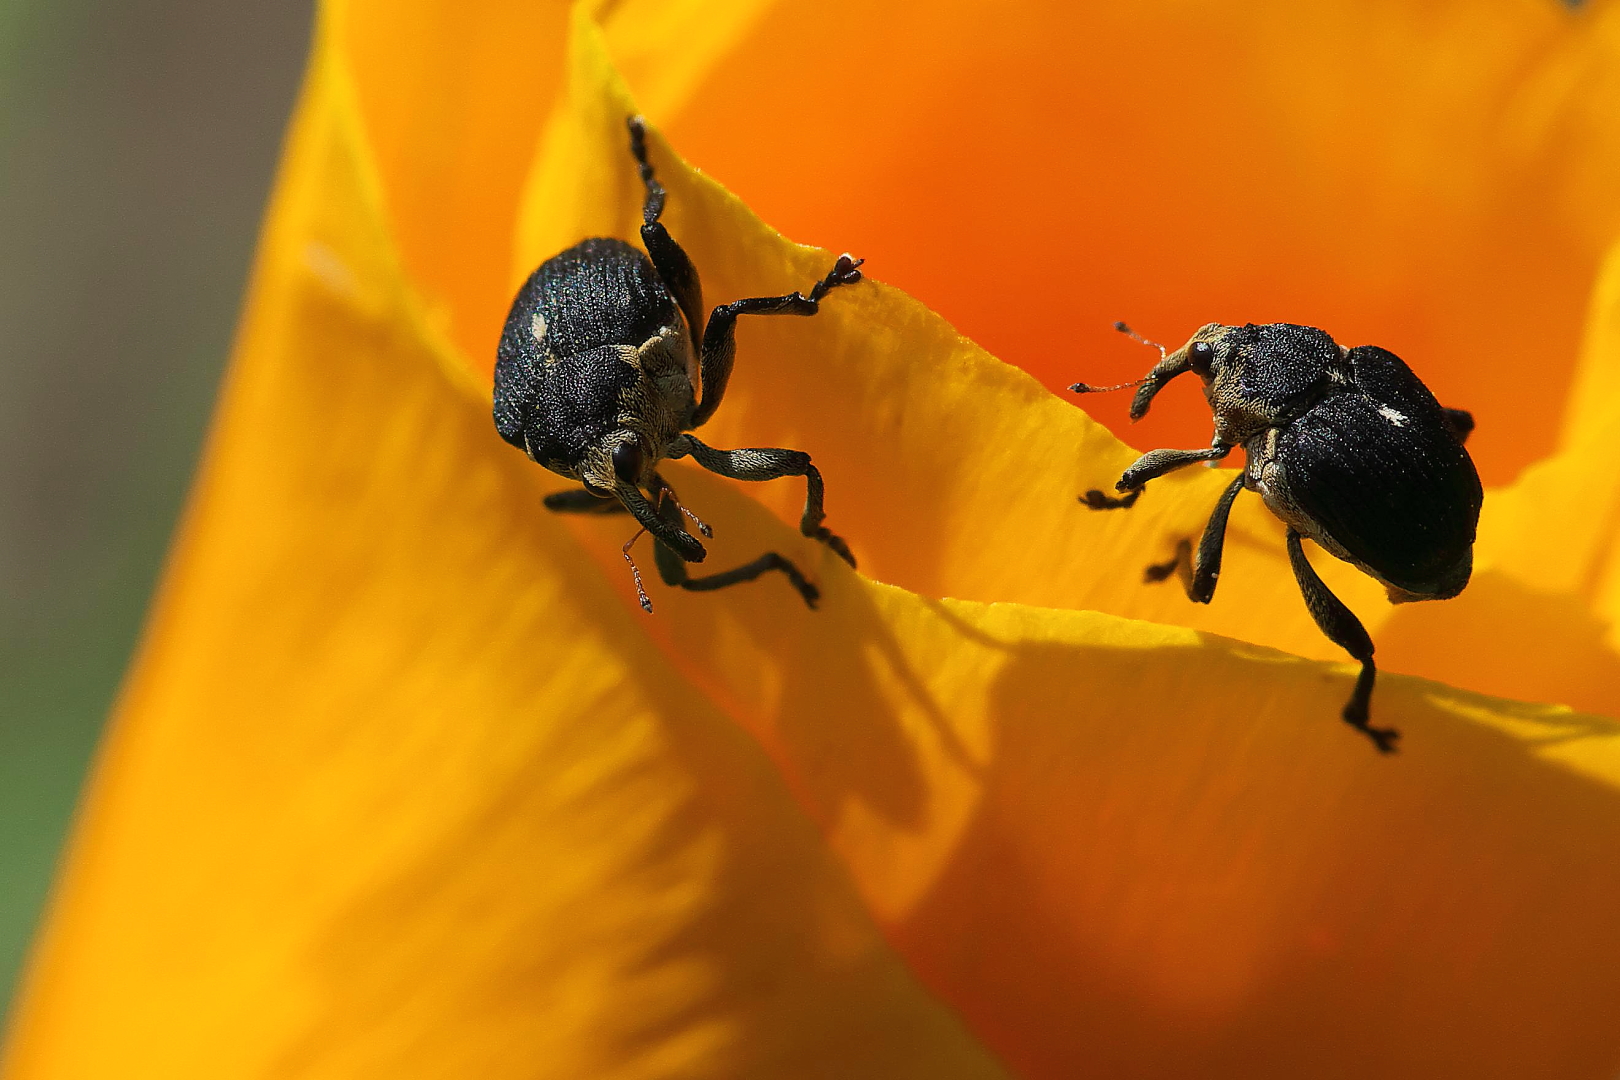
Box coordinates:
[1077,322,1483,752]
[494,116,861,612]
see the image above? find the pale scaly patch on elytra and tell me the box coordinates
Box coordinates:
[530,311,547,343]
[1378,404,1408,426]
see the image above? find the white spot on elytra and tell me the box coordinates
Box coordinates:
[1378,405,1408,426]
[530,312,548,342]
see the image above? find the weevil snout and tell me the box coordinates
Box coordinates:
[572,431,655,496]
[1122,322,1226,420]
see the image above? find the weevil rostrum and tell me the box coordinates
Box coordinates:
[1075,322,1483,753]
[493,116,861,613]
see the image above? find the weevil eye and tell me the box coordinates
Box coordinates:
[1188,340,1216,372]
[612,441,645,485]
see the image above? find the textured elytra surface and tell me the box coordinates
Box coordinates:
[493,238,678,471]
[1274,345,1483,595]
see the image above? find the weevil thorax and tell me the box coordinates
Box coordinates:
[1185,322,1351,447]
[493,237,700,497]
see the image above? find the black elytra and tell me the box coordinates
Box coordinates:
[494,115,863,613]
[1074,322,1484,753]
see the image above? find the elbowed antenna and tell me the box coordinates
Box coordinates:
[1068,322,1166,395]
[1069,320,1195,421]
[1114,320,1167,360]
[1068,321,1181,410]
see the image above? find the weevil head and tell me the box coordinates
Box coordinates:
[1124,322,1225,420]
[1136,322,1346,446]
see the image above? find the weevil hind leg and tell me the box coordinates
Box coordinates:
[668,434,856,568]
[649,502,820,609]
[1285,529,1398,754]
[689,254,863,428]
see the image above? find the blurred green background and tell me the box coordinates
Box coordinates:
[0,0,312,1018]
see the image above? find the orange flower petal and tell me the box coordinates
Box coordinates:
[664,1,1620,488]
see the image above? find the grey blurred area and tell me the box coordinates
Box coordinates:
[0,0,314,1015]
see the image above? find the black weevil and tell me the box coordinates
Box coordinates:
[494,116,861,612]
[1075,322,1483,752]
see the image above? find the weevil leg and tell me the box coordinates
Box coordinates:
[1116,445,1231,493]
[1138,472,1245,601]
[544,489,630,515]
[669,434,856,567]
[1442,407,1475,444]
[649,496,820,608]
[1185,473,1245,603]
[1285,528,1398,754]
[627,116,706,348]
[689,254,863,428]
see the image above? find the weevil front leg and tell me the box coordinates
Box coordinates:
[689,255,863,427]
[1083,442,1232,510]
[1115,444,1232,493]
[649,493,820,608]
[1141,473,1245,603]
[668,434,856,567]
[1285,528,1398,754]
